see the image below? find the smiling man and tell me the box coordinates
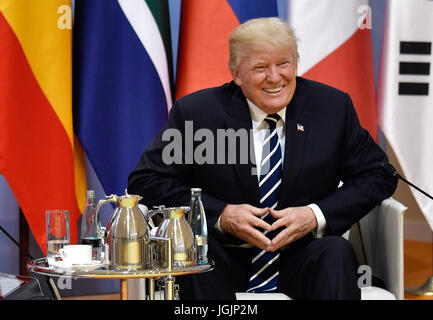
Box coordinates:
[128,18,397,300]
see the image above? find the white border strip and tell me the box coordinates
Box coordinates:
[118,0,172,111]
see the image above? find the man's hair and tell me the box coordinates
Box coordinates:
[228,17,299,70]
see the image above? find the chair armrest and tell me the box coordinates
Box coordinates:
[350,197,406,300]
[374,197,406,300]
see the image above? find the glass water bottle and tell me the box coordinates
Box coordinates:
[80,190,102,260]
[188,188,208,264]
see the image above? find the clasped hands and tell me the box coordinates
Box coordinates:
[219,204,318,252]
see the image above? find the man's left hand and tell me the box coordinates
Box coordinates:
[268,206,318,252]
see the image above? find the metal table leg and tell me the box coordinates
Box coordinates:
[164,275,175,300]
[149,278,156,300]
[121,279,128,300]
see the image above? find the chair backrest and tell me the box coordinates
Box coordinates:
[347,198,407,300]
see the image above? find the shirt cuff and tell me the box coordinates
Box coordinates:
[214,214,225,234]
[308,203,326,238]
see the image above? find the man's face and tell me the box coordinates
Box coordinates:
[231,48,297,114]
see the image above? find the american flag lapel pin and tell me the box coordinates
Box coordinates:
[297,123,304,132]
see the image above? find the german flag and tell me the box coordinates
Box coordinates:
[0,1,86,254]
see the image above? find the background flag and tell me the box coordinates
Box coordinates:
[378,0,433,229]
[288,0,378,141]
[74,0,173,197]
[0,0,86,253]
[175,0,278,100]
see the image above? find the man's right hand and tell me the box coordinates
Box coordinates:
[219,204,272,251]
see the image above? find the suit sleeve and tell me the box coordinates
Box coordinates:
[315,93,397,235]
[127,99,227,229]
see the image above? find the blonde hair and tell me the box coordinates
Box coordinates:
[228,17,299,70]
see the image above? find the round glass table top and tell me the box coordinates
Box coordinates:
[27,258,213,279]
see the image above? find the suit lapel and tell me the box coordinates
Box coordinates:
[224,83,260,207]
[222,80,311,209]
[278,82,311,208]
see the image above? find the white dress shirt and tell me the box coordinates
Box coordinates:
[216,99,326,239]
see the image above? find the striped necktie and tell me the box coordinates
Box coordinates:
[247,114,282,293]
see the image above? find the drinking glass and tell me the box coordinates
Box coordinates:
[46,210,70,264]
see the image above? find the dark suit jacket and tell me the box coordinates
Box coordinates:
[128,77,397,244]
[128,77,397,298]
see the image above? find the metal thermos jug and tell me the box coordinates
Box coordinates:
[95,190,151,271]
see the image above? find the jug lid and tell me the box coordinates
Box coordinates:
[117,189,143,208]
[169,207,189,219]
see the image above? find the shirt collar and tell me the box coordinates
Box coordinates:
[246,99,286,130]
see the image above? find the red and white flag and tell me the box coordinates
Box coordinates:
[288,0,377,141]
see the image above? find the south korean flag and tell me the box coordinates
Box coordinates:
[378,0,433,230]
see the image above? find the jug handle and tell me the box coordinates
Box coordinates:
[97,196,117,208]
[147,205,165,219]
[145,205,165,229]
[94,195,118,240]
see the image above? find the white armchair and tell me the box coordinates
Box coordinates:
[236,197,407,300]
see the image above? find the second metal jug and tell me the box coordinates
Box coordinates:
[149,206,197,268]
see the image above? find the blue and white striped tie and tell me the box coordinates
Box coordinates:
[247,114,282,293]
